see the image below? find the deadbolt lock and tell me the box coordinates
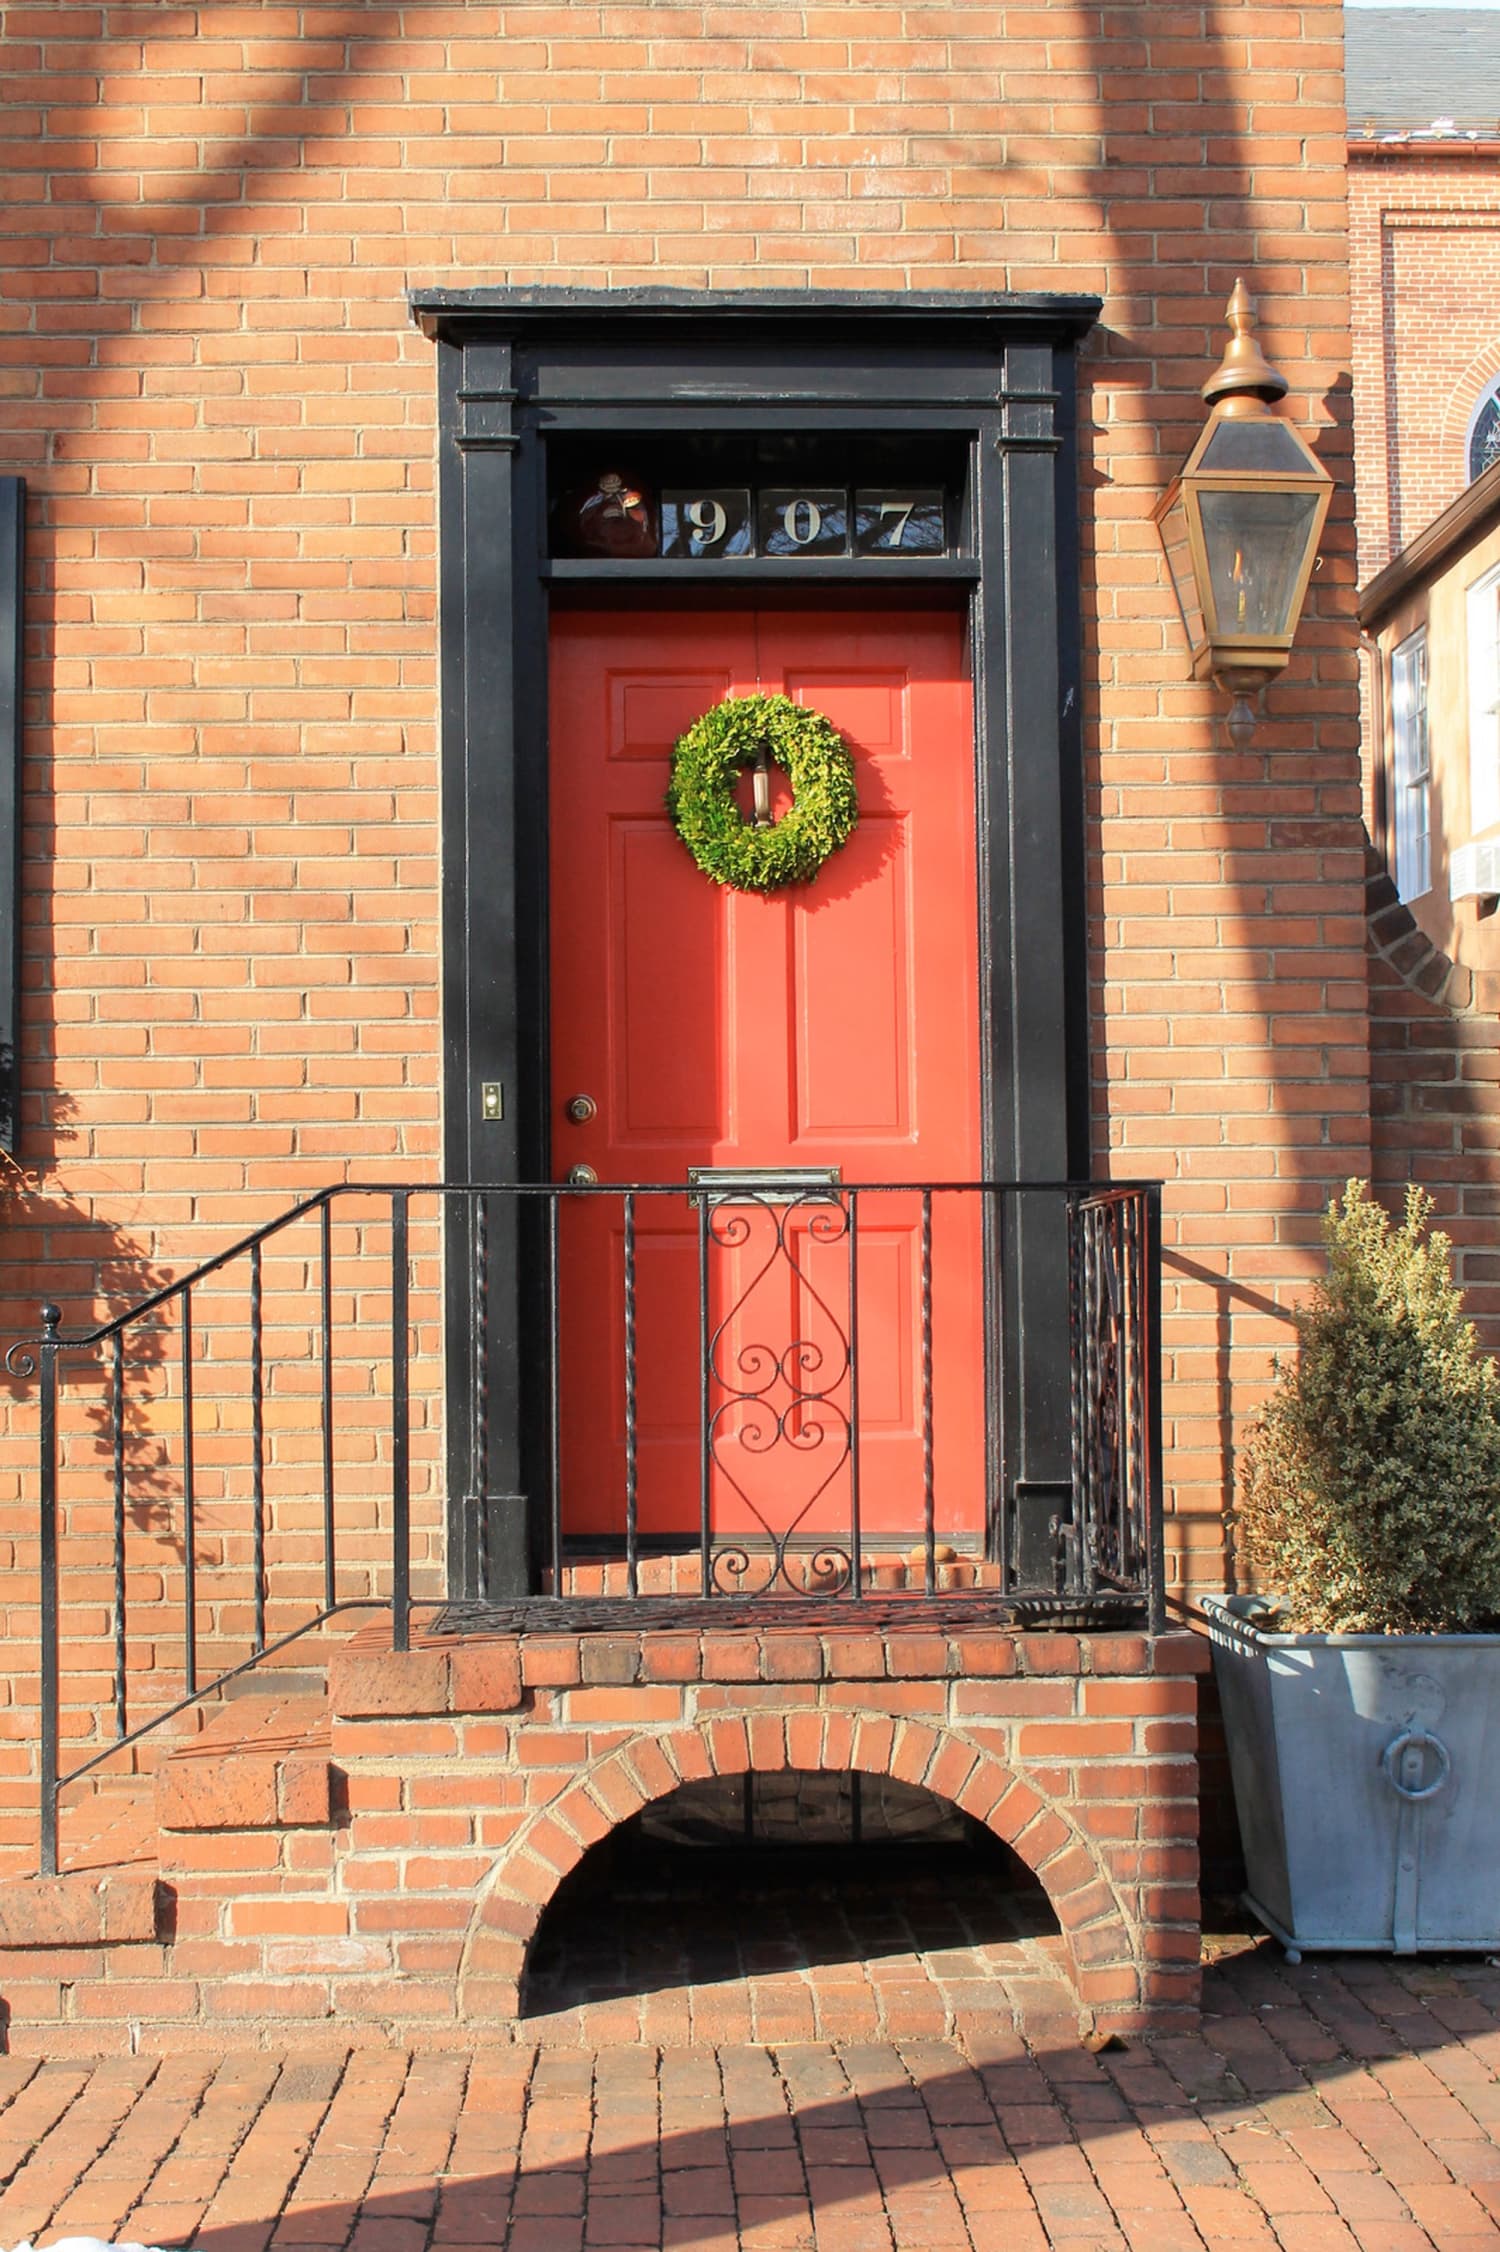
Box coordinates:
[565,1093,597,1124]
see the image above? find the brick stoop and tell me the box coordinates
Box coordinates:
[156,1697,334,1833]
[0,1620,1207,2052]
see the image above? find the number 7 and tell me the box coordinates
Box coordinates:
[877,500,915,547]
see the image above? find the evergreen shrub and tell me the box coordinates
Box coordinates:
[1236,1180,1500,1634]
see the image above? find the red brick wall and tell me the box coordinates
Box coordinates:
[1349,149,1500,581]
[0,0,1364,1694]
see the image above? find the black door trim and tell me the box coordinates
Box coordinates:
[415,289,1101,1596]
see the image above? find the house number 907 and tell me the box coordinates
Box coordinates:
[657,484,948,561]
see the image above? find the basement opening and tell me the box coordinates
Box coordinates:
[521,1769,1065,2027]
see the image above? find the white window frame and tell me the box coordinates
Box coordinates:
[1468,564,1500,840]
[1391,627,1431,904]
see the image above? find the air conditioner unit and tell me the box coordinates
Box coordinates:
[1450,839,1500,902]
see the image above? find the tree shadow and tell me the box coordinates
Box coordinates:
[1,1099,180,1533]
[5,1944,1498,2251]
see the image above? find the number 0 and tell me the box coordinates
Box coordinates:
[781,498,822,546]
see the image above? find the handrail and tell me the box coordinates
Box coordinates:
[8,1175,1165,1877]
[6,1176,1163,1357]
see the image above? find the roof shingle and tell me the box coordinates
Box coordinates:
[1347,8,1500,138]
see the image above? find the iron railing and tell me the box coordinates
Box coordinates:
[6,1177,1162,1874]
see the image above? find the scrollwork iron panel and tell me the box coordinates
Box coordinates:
[701,1191,856,1597]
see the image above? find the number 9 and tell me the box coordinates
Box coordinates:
[687,498,727,549]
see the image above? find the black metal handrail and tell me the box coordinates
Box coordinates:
[6,1176,1163,1876]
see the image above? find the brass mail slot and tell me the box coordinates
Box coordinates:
[687,1165,842,1209]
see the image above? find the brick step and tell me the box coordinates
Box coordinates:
[0,1860,163,1950]
[0,1781,164,1952]
[156,1693,334,1832]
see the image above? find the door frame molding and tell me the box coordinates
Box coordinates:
[413,289,1101,1597]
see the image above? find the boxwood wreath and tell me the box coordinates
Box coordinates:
[665,693,858,893]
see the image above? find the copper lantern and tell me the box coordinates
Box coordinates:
[1155,281,1334,744]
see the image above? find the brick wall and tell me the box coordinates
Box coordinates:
[1366,850,1500,1350]
[0,0,1364,1690]
[1349,148,1500,581]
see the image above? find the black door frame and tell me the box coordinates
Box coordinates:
[411,289,1101,1598]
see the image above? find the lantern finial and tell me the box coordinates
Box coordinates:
[1201,279,1288,414]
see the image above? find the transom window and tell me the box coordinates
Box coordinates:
[1391,628,1431,902]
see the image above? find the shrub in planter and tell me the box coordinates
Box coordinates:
[1208,1181,1500,1956]
[1236,1179,1500,1634]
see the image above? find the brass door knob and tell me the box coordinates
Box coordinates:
[565,1094,598,1124]
[567,1164,599,1187]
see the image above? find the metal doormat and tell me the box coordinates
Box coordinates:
[426,1592,1146,1638]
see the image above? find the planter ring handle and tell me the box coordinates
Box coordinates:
[1380,1727,1451,1803]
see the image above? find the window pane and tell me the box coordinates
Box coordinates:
[1471,390,1500,483]
[1468,574,1500,834]
[1392,631,1431,902]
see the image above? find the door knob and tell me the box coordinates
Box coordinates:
[565,1093,598,1124]
[567,1164,599,1187]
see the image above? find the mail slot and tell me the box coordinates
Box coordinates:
[686,1165,843,1208]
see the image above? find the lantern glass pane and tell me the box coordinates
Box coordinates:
[1198,419,1313,475]
[1199,488,1321,638]
[1157,486,1205,653]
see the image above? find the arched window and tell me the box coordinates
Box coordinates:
[1468,379,1500,482]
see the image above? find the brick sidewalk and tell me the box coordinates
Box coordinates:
[0,1947,1496,2250]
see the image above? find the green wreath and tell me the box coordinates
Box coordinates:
[665,693,858,893]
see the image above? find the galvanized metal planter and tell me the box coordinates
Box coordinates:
[1204,1594,1500,1959]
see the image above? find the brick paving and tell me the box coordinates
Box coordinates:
[0,1946,1496,2249]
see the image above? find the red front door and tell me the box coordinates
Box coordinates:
[548,603,984,1552]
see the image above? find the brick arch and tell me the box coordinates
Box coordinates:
[1365,838,1472,1015]
[1441,344,1500,483]
[456,1710,1142,2025]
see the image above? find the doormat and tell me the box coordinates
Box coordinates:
[426,1593,1145,1637]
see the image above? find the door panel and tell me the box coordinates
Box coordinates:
[548,604,983,1544]
[612,819,723,1140]
[793,816,913,1139]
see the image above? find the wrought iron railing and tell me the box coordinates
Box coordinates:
[6,1177,1162,1874]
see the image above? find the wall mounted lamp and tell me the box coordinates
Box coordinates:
[1154,281,1334,746]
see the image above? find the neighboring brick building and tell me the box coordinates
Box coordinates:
[1361,468,1500,1344]
[1348,7,1500,582]
[0,2,1362,2043]
[1348,8,1500,1339]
